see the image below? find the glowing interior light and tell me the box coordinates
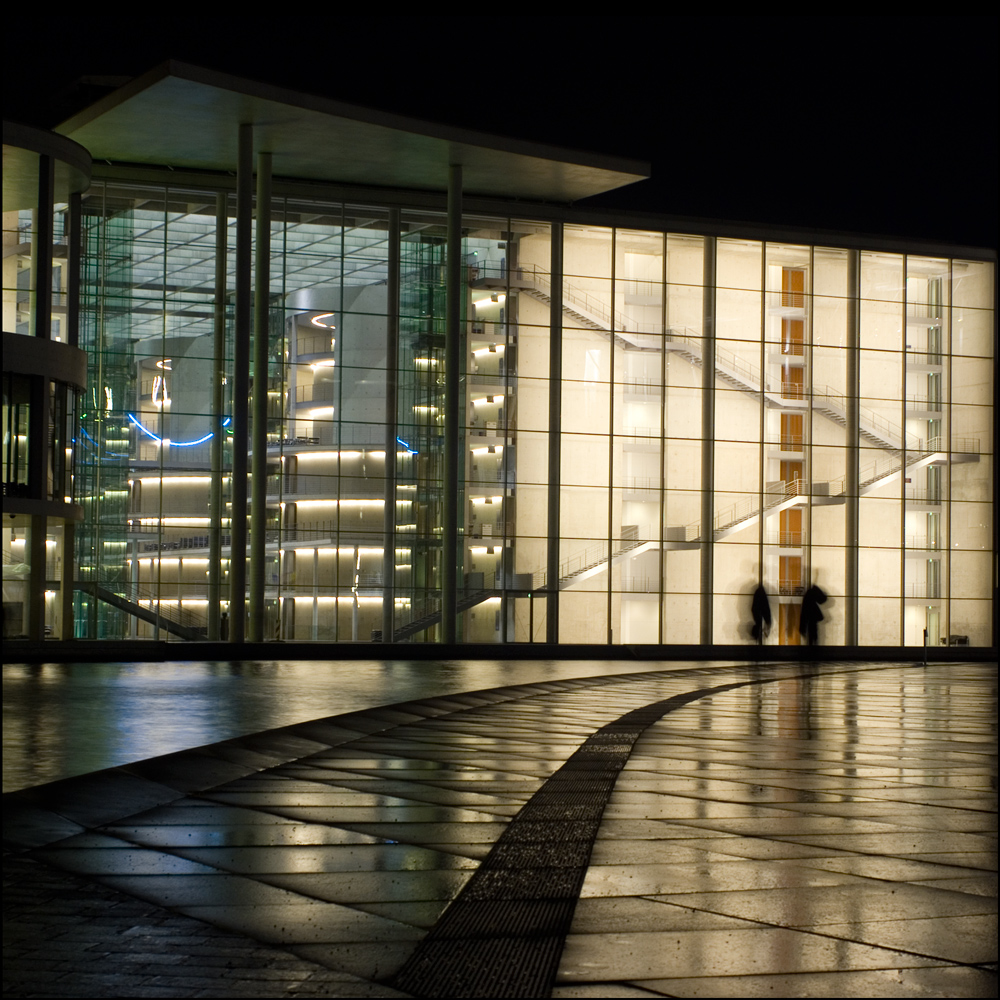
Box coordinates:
[310,313,336,329]
[472,394,504,406]
[473,344,506,356]
[127,413,213,447]
[155,358,172,370]
[137,476,213,484]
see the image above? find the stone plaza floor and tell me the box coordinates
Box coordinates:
[3,659,997,997]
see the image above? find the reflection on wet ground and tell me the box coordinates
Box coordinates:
[2,658,675,792]
[3,660,997,998]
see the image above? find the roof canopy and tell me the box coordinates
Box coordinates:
[57,62,649,203]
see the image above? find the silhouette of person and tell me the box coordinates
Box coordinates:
[799,583,827,645]
[751,584,771,644]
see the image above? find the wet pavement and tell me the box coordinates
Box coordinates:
[3,658,678,792]
[3,659,997,998]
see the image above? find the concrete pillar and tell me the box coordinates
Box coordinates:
[845,249,860,644]
[700,237,717,645]
[442,165,462,643]
[249,151,272,641]
[546,223,563,643]
[230,124,252,642]
[209,192,227,640]
[382,208,401,642]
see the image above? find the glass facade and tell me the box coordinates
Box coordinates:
[70,177,995,647]
[3,125,89,640]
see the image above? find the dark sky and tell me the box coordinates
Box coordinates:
[7,16,997,250]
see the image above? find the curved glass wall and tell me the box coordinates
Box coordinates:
[3,125,89,641]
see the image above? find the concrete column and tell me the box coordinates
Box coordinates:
[700,237,717,645]
[209,192,227,641]
[382,208,401,642]
[845,249,860,644]
[657,239,668,643]
[546,223,563,644]
[249,152,272,641]
[606,229,617,644]
[230,125,252,643]
[442,165,462,643]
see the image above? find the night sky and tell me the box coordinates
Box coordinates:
[7,16,997,250]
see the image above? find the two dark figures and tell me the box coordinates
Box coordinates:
[749,581,828,645]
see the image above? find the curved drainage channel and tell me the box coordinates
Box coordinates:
[393,678,759,998]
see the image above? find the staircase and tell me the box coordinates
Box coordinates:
[392,589,495,641]
[80,582,206,640]
[474,262,980,585]
[477,264,914,454]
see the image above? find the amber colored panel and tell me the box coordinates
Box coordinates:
[780,460,803,488]
[782,366,804,399]
[780,507,802,546]
[782,319,804,355]
[779,602,802,645]
[780,413,803,451]
[780,554,802,593]
[782,268,805,308]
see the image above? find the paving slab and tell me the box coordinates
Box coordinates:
[3,660,996,998]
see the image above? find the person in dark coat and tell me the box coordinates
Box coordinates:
[751,584,771,644]
[799,583,827,645]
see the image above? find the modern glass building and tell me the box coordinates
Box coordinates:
[4,63,995,648]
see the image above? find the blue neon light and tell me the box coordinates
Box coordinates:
[127,413,230,447]
[80,425,130,458]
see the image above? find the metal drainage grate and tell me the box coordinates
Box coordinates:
[391,677,752,998]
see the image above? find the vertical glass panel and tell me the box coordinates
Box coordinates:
[51,200,70,342]
[714,241,765,643]
[394,211,455,640]
[76,181,137,637]
[2,372,31,494]
[504,220,551,639]
[717,238,762,293]
[900,256,950,644]
[461,214,516,642]
[612,229,663,642]
[558,224,613,643]
[662,234,704,642]
[2,156,39,337]
[2,517,30,637]
[2,205,30,335]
